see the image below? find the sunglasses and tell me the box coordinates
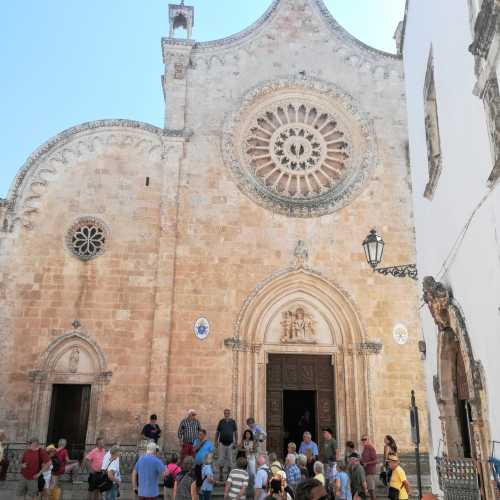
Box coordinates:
[361,438,368,441]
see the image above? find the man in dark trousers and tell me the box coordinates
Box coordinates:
[141,414,162,443]
[215,408,238,481]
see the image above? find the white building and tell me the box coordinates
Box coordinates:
[403,0,500,498]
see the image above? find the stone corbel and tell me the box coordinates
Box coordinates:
[422,276,451,331]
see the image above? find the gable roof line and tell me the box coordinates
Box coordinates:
[172,0,400,61]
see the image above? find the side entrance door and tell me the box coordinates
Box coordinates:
[266,354,335,458]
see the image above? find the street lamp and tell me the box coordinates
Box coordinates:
[362,229,418,280]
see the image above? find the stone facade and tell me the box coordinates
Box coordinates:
[0,0,427,453]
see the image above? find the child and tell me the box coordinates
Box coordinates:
[200,453,215,500]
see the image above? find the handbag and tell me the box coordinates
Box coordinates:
[0,458,9,481]
[94,458,117,492]
[388,486,400,500]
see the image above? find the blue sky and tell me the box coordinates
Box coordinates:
[1,0,405,198]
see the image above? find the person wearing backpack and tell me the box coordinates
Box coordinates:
[16,438,51,500]
[100,446,121,500]
[85,437,106,500]
[164,453,181,500]
[173,456,197,500]
[254,453,270,500]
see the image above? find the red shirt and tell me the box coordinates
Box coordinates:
[54,448,69,476]
[86,447,106,472]
[21,448,50,480]
[361,444,378,475]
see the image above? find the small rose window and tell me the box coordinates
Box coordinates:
[66,218,108,261]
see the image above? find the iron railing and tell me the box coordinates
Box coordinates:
[436,457,481,500]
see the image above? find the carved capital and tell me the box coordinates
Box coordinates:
[422,276,450,331]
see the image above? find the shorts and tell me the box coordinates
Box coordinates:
[16,477,39,497]
[366,474,376,490]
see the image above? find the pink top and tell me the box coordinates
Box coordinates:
[166,463,181,477]
[86,448,106,472]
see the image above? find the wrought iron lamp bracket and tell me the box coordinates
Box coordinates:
[373,264,418,280]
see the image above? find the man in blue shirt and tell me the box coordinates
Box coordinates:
[298,432,319,459]
[132,442,165,499]
[193,429,215,487]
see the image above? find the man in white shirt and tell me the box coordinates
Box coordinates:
[101,445,121,500]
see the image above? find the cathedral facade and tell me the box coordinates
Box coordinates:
[0,0,427,455]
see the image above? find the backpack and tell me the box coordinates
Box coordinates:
[164,465,181,488]
[51,455,61,472]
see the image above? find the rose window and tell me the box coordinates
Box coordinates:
[222,80,378,217]
[66,218,108,261]
[245,104,350,199]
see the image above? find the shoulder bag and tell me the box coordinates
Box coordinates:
[95,458,117,492]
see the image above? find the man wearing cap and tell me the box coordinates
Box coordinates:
[321,428,337,488]
[388,454,410,500]
[348,453,368,499]
[360,435,377,500]
[141,414,162,444]
[178,410,201,461]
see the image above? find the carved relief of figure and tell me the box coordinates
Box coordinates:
[422,276,450,331]
[280,307,316,343]
[293,240,309,267]
[68,347,80,373]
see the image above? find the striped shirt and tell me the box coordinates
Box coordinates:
[227,468,249,499]
[177,418,201,444]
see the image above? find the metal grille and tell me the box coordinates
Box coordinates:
[436,457,481,500]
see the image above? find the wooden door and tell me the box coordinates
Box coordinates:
[266,354,335,456]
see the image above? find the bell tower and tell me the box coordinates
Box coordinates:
[162,1,195,129]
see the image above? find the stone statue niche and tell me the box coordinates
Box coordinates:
[280,307,316,344]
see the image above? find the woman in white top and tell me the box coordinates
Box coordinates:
[102,445,121,500]
[41,445,57,499]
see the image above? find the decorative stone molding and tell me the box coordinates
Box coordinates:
[168,1,194,39]
[469,0,500,60]
[482,76,500,185]
[423,276,450,331]
[3,120,185,231]
[222,77,378,217]
[423,50,443,199]
[65,216,109,261]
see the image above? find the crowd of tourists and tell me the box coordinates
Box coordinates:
[9,409,411,500]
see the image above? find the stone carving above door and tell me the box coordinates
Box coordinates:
[280,306,317,344]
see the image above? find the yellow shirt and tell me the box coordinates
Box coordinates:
[314,473,325,486]
[389,465,409,500]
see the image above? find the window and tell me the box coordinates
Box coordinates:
[423,49,442,199]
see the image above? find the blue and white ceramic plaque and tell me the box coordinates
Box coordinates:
[194,317,210,340]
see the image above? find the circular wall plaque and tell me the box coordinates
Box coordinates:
[393,323,409,345]
[193,317,210,340]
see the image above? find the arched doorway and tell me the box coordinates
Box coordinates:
[28,330,111,451]
[424,277,494,499]
[230,266,375,454]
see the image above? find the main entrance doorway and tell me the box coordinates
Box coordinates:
[266,354,335,457]
[47,384,91,459]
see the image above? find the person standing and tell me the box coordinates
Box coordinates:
[360,435,377,500]
[240,430,256,477]
[387,454,410,500]
[245,419,266,451]
[295,478,327,500]
[163,453,181,500]
[16,438,51,500]
[200,453,215,500]
[142,414,162,444]
[382,436,398,486]
[101,445,121,500]
[54,438,80,483]
[348,453,368,499]
[193,430,215,488]
[225,456,249,500]
[178,410,201,461]
[298,433,318,462]
[85,437,106,500]
[284,454,301,491]
[173,456,197,500]
[321,428,337,487]
[254,453,270,500]
[132,441,165,500]
[216,409,238,481]
[334,463,352,500]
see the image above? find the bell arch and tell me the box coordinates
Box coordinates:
[231,267,375,445]
[28,330,112,444]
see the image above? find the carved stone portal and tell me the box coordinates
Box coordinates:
[280,306,316,344]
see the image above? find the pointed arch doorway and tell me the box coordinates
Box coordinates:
[231,267,373,453]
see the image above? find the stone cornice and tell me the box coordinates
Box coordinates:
[469,0,500,59]
[184,0,400,62]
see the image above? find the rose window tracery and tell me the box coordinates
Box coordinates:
[245,104,350,199]
[66,217,108,261]
[222,80,378,217]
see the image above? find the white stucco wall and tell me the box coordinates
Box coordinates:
[404,0,500,491]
